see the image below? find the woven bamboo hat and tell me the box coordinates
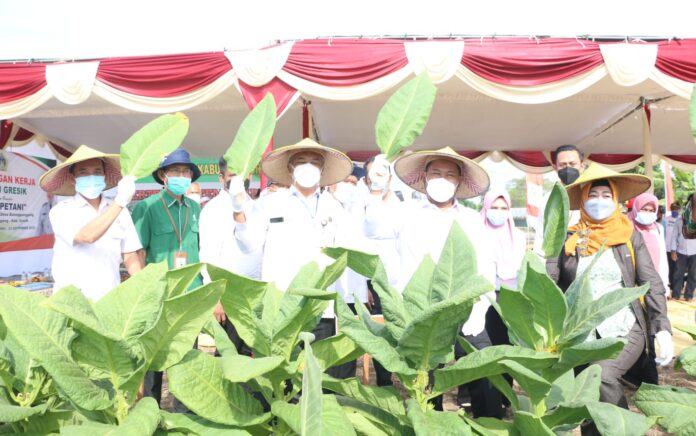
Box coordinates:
[393,146,490,199]
[565,162,651,209]
[261,138,353,187]
[39,145,121,196]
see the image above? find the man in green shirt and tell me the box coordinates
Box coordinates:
[131,147,202,405]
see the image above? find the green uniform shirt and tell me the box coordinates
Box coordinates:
[132,189,202,288]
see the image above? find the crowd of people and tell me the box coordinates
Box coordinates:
[38,139,687,434]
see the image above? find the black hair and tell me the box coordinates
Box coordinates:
[553,144,584,164]
[424,159,462,176]
[671,202,681,209]
[218,157,227,175]
[68,159,106,174]
[363,155,377,172]
[590,179,611,189]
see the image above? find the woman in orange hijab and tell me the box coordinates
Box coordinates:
[547,163,672,435]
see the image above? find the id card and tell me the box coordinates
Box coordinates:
[174,251,188,268]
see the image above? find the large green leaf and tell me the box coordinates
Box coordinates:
[550,364,601,410]
[519,266,567,347]
[220,355,284,383]
[542,183,570,259]
[401,255,436,318]
[299,332,322,436]
[676,344,696,377]
[322,247,381,279]
[207,264,267,350]
[586,402,657,436]
[336,396,414,436]
[315,252,348,290]
[513,411,555,436]
[498,288,544,350]
[397,276,492,370]
[224,93,277,179]
[498,360,551,406]
[304,333,364,371]
[0,286,112,410]
[322,376,406,422]
[272,293,330,360]
[406,399,471,436]
[430,222,479,304]
[141,280,225,371]
[202,317,238,358]
[166,263,206,299]
[375,73,436,161]
[634,383,696,435]
[274,395,356,436]
[559,284,648,347]
[352,296,396,346]
[0,402,46,422]
[690,82,696,144]
[677,324,696,340]
[464,416,515,436]
[95,262,168,342]
[552,338,624,376]
[335,297,416,377]
[168,350,267,427]
[433,345,556,394]
[160,411,253,435]
[541,405,588,432]
[370,268,409,342]
[120,112,189,178]
[61,398,160,435]
[71,330,144,390]
[345,410,391,436]
[45,286,115,339]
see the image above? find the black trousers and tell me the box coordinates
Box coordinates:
[667,252,677,289]
[452,329,503,418]
[673,252,696,300]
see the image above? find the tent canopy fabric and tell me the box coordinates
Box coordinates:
[1,37,695,173]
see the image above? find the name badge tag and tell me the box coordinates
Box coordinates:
[174,251,188,268]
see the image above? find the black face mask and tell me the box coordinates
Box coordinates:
[557,167,580,185]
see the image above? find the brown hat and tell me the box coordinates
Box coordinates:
[39,145,121,196]
[565,162,651,209]
[393,146,490,199]
[261,138,352,187]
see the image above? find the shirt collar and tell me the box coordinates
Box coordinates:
[73,193,108,211]
[423,198,461,213]
[161,189,190,208]
[290,185,320,199]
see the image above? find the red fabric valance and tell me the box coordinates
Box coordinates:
[503,150,550,167]
[664,155,696,165]
[97,53,232,97]
[0,63,46,103]
[588,153,642,165]
[461,38,603,86]
[655,39,696,83]
[283,39,408,86]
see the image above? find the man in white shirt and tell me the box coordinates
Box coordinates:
[364,146,500,417]
[533,144,586,256]
[199,157,261,353]
[669,196,696,301]
[39,145,141,301]
[230,138,354,378]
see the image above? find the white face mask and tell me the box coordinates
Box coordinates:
[292,163,321,188]
[426,178,456,203]
[486,209,509,227]
[333,182,356,204]
[583,198,616,221]
[186,193,201,204]
[636,211,657,226]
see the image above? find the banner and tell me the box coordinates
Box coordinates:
[0,150,55,242]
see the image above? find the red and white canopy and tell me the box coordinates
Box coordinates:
[2,37,695,172]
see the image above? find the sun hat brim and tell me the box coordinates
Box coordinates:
[261,138,353,187]
[565,163,652,209]
[393,147,490,199]
[39,145,121,196]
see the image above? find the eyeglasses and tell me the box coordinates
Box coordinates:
[166,168,194,177]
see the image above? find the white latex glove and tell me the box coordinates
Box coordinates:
[368,154,391,193]
[655,330,674,367]
[114,176,136,207]
[228,176,247,213]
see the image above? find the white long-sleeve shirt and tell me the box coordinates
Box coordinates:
[199,191,261,281]
[363,198,497,336]
[234,186,358,317]
[669,216,696,256]
[50,194,142,301]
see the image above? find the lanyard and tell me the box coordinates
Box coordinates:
[160,193,189,250]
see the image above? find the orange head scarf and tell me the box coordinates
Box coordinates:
[564,179,634,257]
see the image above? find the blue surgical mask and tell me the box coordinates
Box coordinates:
[583,198,616,221]
[486,209,509,227]
[166,176,192,196]
[75,175,106,199]
[672,211,679,218]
